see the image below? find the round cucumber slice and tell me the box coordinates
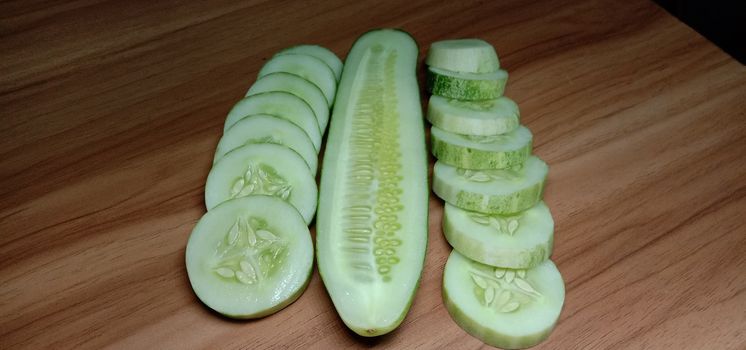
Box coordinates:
[426,67,508,101]
[258,53,337,106]
[186,195,313,319]
[205,143,317,224]
[427,95,520,136]
[224,91,321,151]
[443,202,553,269]
[214,115,318,176]
[432,156,547,214]
[443,250,565,349]
[277,44,343,82]
[246,72,330,133]
[426,39,500,73]
[431,125,532,170]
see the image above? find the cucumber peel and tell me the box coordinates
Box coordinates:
[427,95,520,136]
[427,67,508,101]
[431,125,532,170]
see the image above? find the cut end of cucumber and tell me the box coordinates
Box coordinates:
[427,67,508,101]
[427,95,520,136]
[426,39,500,73]
[258,53,337,106]
[277,44,343,82]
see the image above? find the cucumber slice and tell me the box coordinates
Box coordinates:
[316,29,428,337]
[223,91,321,151]
[214,115,318,176]
[427,95,520,136]
[277,45,343,82]
[258,53,337,106]
[185,195,313,319]
[431,125,532,170]
[426,39,500,73]
[427,67,508,101]
[246,72,330,133]
[432,156,547,214]
[443,202,553,269]
[205,143,317,224]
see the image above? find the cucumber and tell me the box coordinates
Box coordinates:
[443,202,553,269]
[427,95,520,136]
[214,115,318,176]
[246,72,330,133]
[316,29,428,337]
[185,195,313,319]
[223,91,321,151]
[427,67,508,101]
[432,156,547,214]
[431,125,532,170]
[277,45,343,82]
[258,53,337,106]
[205,143,317,224]
[426,39,500,73]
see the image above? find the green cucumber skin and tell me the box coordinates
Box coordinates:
[426,96,520,136]
[431,134,531,170]
[427,70,507,101]
[432,173,545,215]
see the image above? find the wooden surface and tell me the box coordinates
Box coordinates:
[1,0,745,348]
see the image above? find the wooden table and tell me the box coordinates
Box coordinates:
[2,0,744,348]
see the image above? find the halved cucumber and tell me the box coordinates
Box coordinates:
[426,39,500,73]
[427,95,520,136]
[214,115,318,176]
[443,202,553,269]
[427,67,508,101]
[185,195,313,319]
[443,250,565,349]
[277,44,343,82]
[246,72,330,133]
[205,143,317,224]
[223,91,321,151]
[431,125,532,170]
[432,156,547,214]
[316,29,428,337]
[258,53,337,106]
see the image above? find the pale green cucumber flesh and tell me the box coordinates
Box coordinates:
[443,250,564,349]
[432,156,547,214]
[277,44,343,82]
[316,29,428,337]
[427,67,508,101]
[258,53,337,106]
[443,202,553,269]
[246,72,330,133]
[205,143,317,224]
[426,39,500,73]
[427,95,520,136]
[431,125,532,170]
[186,195,313,319]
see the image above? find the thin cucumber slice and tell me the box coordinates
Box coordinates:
[426,39,500,73]
[427,67,508,101]
[443,202,553,269]
[205,143,317,224]
[258,53,337,106]
[214,115,318,176]
[185,195,313,319]
[433,156,547,214]
[317,29,428,337]
[277,45,343,82]
[427,95,520,136]
[431,125,532,170]
[443,251,564,349]
[246,72,330,133]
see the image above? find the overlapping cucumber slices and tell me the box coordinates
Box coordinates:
[426,39,565,348]
[186,44,342,318]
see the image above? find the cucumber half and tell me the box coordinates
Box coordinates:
[277,44,343,82]
[246,72,330,133]
[426,39,500,73]
[427,67,508,101]
[258,53,337,106]
[431,125,532,170]
[427,95,519,136]
[185,195,313,318]
[443,250,565,349]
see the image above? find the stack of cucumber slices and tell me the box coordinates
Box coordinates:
[426,39,565,349]
[186,45,342,318]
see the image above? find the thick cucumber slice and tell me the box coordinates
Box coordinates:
[433,156,547,214]
[443,202,553,269]
[443,251,564,349]
[277,45,343,82]
[223,91,321,151]
[426,39,500,73]
[427,95,520,136]
[427,67,508,101]
[246,72,330,133]
[205,143,317,224]
[431,125,532,170]
[316,29,428,337]
[185,195,313,319]
[214,115,318,176]
[258,53,337,106]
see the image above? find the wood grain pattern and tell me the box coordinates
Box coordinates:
[1,0,745,348]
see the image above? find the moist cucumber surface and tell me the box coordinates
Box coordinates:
[316,29,428,337]
[258,53,337,106]
[185,195,313,319]
[426,39,500,73]
[427,95,520,136]
[277,45,343,82]
[246,72,330,132]
[427,67,508,101]
[431,125,532,170]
